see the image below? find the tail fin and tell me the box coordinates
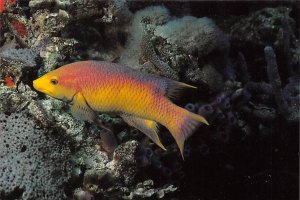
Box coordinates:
[167,107,208,160]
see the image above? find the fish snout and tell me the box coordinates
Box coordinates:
[33,78,44,92]
[33,79,39,90]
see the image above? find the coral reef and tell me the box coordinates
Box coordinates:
[0,1,298,200]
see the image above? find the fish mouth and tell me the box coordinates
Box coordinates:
[33,80,53,96]
[33,80,40,90]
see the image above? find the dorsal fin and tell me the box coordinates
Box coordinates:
[165,80,197,100]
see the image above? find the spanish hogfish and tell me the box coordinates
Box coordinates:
[33,61,208,158]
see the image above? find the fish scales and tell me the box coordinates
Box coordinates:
[73,61,167,116]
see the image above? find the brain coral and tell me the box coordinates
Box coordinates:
[0,111,72,200]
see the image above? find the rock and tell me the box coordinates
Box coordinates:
[230,7,294,49]
[111,140,140,185]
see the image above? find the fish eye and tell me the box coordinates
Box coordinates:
[50,79,58,85]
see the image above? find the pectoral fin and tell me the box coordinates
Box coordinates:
[71,92,97,122]
[121,115,166,151]
[71,93,113,132]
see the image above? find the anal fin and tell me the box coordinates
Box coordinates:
[121,115,166,151]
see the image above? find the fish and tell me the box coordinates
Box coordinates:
[33,61,208,158]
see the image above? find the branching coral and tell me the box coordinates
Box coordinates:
[264,46,299,123]
[238,46,299,123]
[237,52,250,84]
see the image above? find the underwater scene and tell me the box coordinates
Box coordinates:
[0,0,299,200]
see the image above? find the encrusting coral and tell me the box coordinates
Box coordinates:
[154,16,229,56]
[0,111,72,200]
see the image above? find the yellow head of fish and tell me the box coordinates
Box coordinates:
[33,69,78,101]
